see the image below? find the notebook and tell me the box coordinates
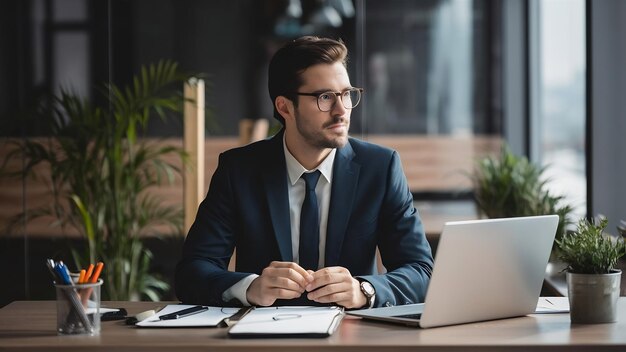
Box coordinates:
[348,215,559,328]
[228,306,344,338]
[136,305,240,327]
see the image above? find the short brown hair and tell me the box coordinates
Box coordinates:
[268,36,348,125]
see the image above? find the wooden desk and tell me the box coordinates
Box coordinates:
[1,300,626,351]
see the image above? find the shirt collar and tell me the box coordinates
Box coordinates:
[283,134,335,186]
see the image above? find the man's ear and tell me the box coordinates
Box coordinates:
[275,96,295,123]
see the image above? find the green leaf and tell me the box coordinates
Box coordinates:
[556,217,626,273]
[469,144,574,252]
[1,61,204,300]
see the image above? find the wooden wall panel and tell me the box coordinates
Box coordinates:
[0,135,500,238]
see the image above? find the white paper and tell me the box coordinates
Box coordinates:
[83,307,119,315]
[535,297,570,313]
[228,306,344,335]
[136,305,239,327]
[99,307,120,314]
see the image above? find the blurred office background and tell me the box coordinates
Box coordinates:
[1,0,625,306]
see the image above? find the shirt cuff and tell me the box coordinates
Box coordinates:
[221,274,259,306]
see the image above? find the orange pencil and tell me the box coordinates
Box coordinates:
[84,263,95,282]
[78,269,86,284]
[89,262,104,283]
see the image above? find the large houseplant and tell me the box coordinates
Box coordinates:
[470,146,573,250]
[556,217,625,323]
[3,61,190,301]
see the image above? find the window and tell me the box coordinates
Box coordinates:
[0,0,504,237]
[359,0,500,136]
[533,0,586,219]
[358,0,503,231]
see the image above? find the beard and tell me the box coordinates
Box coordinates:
[294,110,350,149]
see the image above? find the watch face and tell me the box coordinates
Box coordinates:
[361,281,375,297]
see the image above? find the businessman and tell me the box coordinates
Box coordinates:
[176,36,433,309]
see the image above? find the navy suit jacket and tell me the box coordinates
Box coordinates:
[175,130,434,307]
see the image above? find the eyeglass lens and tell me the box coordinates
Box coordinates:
[318,89,361,112]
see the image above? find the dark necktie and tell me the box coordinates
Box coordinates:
[299,170,321,270]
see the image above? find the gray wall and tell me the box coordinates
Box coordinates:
[502,0,527,156]
[590,0,626,231]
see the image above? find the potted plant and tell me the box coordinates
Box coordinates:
[2,61,192,301]
[556,217,625,323]
[470,146,573,253]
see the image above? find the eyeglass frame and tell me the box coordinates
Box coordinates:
[294,87,364,112]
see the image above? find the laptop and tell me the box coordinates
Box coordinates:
[348,215,559,328]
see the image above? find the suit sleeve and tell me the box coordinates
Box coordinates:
[358,151,434,307]
[175,153,251,306]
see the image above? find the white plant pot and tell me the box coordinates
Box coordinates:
[567,270,621,324]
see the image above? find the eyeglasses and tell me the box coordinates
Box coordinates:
[295,88,364,112]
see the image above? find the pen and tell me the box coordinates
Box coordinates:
[46,259,93,332]
[159,306,208,320]
[45,259,59,282]
[55,262,73,285]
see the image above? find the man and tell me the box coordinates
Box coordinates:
[176,36,433,309]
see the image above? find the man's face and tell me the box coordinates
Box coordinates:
[288,62,352,150]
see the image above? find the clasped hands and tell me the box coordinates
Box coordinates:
[246,261,367,309]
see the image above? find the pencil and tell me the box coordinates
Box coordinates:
[84,263,95,282]
[89,262,104,283]
[78,269,86,284]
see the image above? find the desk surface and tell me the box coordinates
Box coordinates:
[1,299,626,352]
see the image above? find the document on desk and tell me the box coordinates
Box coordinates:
[228,306,344,338]
[535,297,570,314]
[136,305,240,327]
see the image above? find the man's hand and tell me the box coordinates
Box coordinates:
[246,261,313,306]
[305,266,367,309]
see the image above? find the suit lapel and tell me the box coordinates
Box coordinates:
[263,130,293,262]
[325,140,360,267]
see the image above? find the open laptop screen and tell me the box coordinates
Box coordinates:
[349,215,559,328]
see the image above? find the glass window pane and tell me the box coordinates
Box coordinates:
[53,33,90,98]
[539,0,586,218]
[53,0,88,22]
[361,0,502,194]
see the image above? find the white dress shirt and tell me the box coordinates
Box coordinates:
[221,136,336,305]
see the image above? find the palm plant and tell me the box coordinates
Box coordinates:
[3,61,191,300]
[470,146,574,249]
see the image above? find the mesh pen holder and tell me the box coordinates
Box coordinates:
[54,279,103,335]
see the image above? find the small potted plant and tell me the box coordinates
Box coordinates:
[556,217,625,323]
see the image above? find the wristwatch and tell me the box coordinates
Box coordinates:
[359,280,376,308]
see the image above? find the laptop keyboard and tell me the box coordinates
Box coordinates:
[395,313,422,320]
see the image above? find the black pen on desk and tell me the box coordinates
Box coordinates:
[159,306,208,320]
